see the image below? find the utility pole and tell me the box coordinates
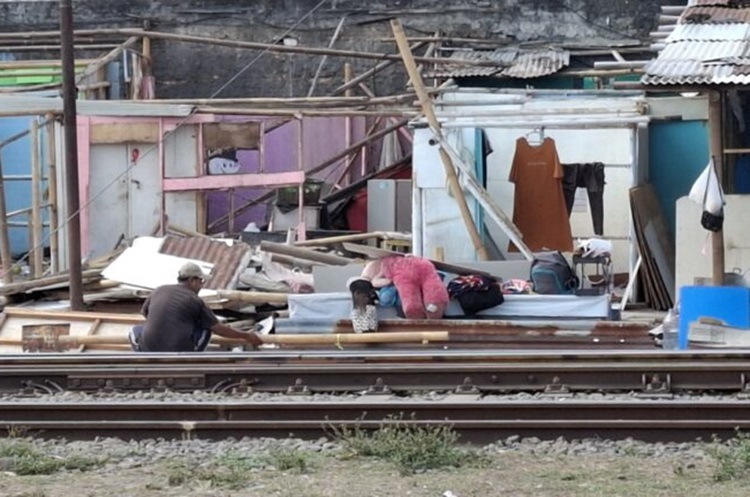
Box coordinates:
[59,0,84,310]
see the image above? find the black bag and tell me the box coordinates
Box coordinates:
[701,209,724,232]
[448,275,504,316]
[530,251,579,295]
[456,285,504,316]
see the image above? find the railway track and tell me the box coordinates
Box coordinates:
[4,398,750,444]
[0,349,749,395]
[2,350,750,444]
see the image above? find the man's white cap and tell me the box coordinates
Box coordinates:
[178,261,209,280]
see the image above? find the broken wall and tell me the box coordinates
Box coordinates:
[0,0,682,98]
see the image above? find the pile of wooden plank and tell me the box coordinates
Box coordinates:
[629,184,675,311]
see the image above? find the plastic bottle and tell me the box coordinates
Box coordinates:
[661,308,680,350]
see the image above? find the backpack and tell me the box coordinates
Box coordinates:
[447,275,504,316]
[530,251,579,295]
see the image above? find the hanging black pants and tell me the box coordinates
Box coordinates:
[562,162,605,235]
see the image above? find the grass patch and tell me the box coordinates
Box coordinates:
[263,447,311,472]
[708,430,750,482]
[166,449,315,491]
[330,413,487,474]
[0,438,101,475]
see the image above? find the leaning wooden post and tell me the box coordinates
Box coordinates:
[0,154,13,283]
[30,119,43,278]
[45,114,60,273]
[390,18,488,260]
[708,91,725,286]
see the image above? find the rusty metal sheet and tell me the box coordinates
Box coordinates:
[682,6,750,24]
[426,48,569,79]
[427,49,514,78]
[159,236,252,290]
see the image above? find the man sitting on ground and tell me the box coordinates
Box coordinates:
[129,262,263,352]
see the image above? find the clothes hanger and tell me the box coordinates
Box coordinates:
[524,126,545,145]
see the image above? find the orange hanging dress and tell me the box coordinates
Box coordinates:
[508,137,573,253]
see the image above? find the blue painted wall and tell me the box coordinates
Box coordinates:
[648,121,710,236]
[0,116,47,256]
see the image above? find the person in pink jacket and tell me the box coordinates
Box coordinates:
[361,256,449,319]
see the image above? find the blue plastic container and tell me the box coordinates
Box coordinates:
[679,286,750,349]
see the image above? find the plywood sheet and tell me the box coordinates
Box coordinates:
[203,122,261,150]
[91,123,159,144]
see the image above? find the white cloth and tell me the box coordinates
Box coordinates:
[689,157,724,215]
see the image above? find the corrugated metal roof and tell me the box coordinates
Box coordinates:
[427,49,515,78]
[643,2,750,86]
[682,6,750,23]
[688,0,735,6]
[665,23,750,41]
[159,236,252,290]
[427,48,569,79]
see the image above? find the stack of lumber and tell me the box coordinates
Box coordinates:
[629,184,675,311]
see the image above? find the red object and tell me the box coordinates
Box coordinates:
[131,148,140,163]
[345,166,411,232]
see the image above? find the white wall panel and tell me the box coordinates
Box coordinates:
[413,92,640,274]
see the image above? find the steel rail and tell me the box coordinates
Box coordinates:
[4,400,750,443]
[1,350,750,394]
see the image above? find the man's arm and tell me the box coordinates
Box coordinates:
[210,322,263,348]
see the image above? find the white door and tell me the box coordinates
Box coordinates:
[88,144,129,258]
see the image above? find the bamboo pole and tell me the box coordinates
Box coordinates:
[308,16,346,98]
[390,19,488,261]
[77,318,102,353]
[0,269,101,296]
[0,28,125,39]
[45,115,60,274]
[294,231,408,247]
[3,306,140,322]
[163,93,418,107]
[259,240,353,266]
[331,41,427,95]
[331,116,382,189]
[30,120,43,278]
[115,29,507,68]
[195,107,417,118]
[0,154,12,283]
[8,331,449,348]
[74,36,139,84]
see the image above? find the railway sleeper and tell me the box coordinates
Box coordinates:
[637,373,673,399]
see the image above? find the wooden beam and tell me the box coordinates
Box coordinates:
[90,123,159,144]
[709,91,725,286]
[390,18,488,261]
[3,306,142,323]
[45,115,60,274]
[0,155,13,283]
[163,170,305,193]
[30,120,43,278]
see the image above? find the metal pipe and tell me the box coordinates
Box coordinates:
[59,0,84,310]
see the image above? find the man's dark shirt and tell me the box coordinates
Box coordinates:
[140,284,219,352]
